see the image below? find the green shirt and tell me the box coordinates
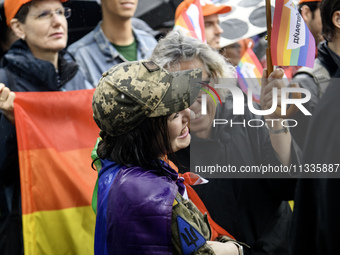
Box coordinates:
[111,40,138,61]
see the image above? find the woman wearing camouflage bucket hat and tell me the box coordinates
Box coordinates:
[151,30,301,255]
[92,60,240,255]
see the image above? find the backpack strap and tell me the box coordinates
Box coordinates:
[294,59,331,98]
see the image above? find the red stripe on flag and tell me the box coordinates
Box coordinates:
[182,12,199,39]
[271,0,284,66]
[14,89,99,151]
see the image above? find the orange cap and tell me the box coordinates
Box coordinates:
[200,0,231,16]
[299,0,321,4]
[175,0,231,20]
[4,0,68,26]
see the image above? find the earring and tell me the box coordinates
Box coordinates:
[21,35,26,40]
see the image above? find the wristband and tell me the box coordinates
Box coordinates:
[265,122,289,134]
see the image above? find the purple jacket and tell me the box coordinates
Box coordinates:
[96,160,185,254]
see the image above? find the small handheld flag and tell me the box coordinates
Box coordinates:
[271,0,315,68]
[237,48,263,103]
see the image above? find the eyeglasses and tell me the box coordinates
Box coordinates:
[29,7,71,20]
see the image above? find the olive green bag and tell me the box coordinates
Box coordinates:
[171,192,214,255]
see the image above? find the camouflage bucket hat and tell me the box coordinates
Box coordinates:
[92,60,202,136]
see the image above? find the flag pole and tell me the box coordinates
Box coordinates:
[266,0,273,75]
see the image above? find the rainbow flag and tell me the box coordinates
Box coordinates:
[236,48,263,103]
[173,0,206,42]
[14,89,99,255]
[271,0,315,68]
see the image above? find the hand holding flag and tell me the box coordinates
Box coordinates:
[265,0,312,117]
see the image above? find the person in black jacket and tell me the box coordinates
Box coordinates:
[290,69,340,255]
[0,0,91,254]
[151,30,300,255]
[291,0,340,253]
[290,0,340,150]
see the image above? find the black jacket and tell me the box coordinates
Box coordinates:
[0,39,91,255]
[291,68,340,255]
[290,41,340,149]
[174,94,300,255]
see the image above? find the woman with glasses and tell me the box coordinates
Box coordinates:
[0,0,92,254]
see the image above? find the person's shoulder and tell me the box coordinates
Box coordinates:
[117,166,170,185]
[111,166,177,206]
[133,28,157,43]
[114,166,175,191]
[67,25,99,54]
[314,70,340,115]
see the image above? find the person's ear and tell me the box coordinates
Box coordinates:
[332,11,340,29]
[300,5,312,23]
[10,19,26,40]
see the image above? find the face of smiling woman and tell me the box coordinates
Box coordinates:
[167,109,191,153]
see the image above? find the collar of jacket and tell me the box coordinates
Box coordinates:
[317,41,340,77]
[3,40,78,90]
[93,21,154,61]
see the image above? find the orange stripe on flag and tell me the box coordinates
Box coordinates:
[277,4,290,65]
[19,148,97,214]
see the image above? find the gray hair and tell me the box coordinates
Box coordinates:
[150,30,237,101]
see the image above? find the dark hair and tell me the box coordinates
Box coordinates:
[298,2,321,18]
[320,0,340,42]
[13,2,33,24]
[0,7,9,59]
[94,115,176,176]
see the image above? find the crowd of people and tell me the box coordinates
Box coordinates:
[0,0,339,254]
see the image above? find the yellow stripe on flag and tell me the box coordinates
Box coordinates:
[23,206,95,255]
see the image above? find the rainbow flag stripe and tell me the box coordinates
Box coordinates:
[14,89,99,255]
[236,48,263,103]
[173,0,205,42]
[271,0,315,68]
